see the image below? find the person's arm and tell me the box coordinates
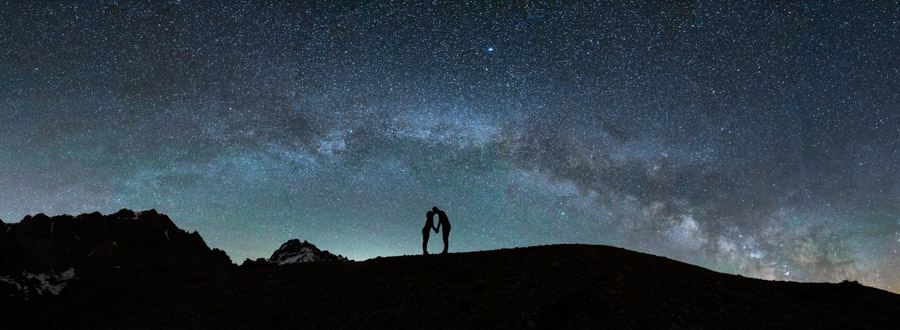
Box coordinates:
[434,222,440,233]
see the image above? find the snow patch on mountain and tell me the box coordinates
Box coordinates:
[268,239,348,265]
[276,248,317,264]
[0,268,77,298]
[0,276,22,291]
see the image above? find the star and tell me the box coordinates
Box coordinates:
[0,0,898,293]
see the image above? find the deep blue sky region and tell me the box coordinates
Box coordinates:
[1,1,899,292]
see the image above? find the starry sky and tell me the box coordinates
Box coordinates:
[1,1,899,292]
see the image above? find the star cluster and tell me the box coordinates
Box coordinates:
[1,1,898,292]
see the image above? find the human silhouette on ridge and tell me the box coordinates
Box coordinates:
[433,206,451,254]
[422,211,438,255]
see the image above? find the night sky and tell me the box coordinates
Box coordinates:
[1,1,899,292]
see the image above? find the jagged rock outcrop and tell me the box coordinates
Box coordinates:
[239,257,275,270]
[267,239,348,265]
[0,209,235,299]
[0,217,28,274]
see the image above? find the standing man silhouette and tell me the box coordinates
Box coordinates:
[433,207,451,254]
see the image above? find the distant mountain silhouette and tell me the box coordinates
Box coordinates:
[268,239,348,264]
[2,211,900,329]
[239,239,348,269]
[0,209,233,301]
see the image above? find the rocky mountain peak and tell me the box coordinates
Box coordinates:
[268,239,348,265]
[0,209,235,299]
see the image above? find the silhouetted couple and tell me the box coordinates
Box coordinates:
[422,206,451,255]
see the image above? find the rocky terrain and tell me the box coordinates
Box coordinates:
[0,209,234,302]
[2,211,900,329]
[267,238,349,264]
[239,239,348,270]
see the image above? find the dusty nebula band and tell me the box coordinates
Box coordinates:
[1,2,898,292]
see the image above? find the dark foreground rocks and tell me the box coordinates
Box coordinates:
[7,244,899,329]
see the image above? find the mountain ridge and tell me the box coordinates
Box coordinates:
[0,209,234,276]
[0,209,236,302]
[2,210,899,328]
[8,244,900,329]
[268,238,349,264]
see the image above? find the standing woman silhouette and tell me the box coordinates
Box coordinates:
[422,211,437,255]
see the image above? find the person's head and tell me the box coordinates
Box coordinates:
[432,206,439,212]
[427,211,433,217]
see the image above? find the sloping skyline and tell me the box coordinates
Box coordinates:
[1,1,898,292]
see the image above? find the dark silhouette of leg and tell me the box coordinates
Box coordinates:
[441,228,450,254]
[423,233,429,255]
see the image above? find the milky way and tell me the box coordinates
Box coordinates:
[1,1,899,292]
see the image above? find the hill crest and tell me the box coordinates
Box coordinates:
[2,210,899,328]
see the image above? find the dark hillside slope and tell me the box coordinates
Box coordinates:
[31,244,900,329]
